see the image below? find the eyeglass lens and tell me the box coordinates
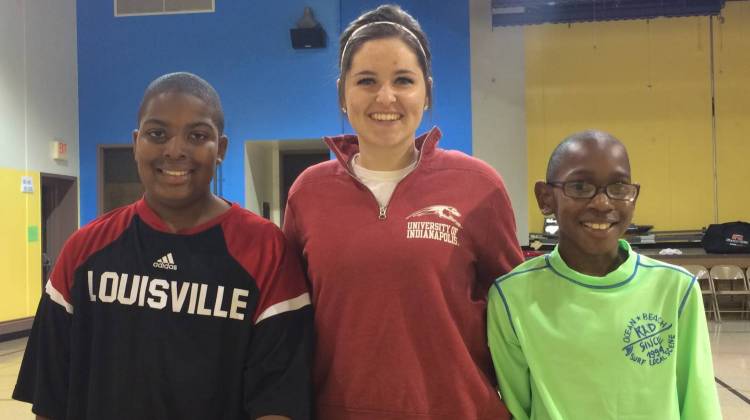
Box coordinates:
[563,182,636,200]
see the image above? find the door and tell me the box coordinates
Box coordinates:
[41,174,78,288]
[99,145,144,214]
[280,151,329,222]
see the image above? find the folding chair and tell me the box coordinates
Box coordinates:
[710,265,750,320]
[683,265,720,322]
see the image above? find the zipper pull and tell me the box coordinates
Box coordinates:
[378,206,387,220]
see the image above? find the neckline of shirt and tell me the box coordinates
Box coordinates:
[350,153,418,182]
[547,239,639,289]
[135,198,238,235]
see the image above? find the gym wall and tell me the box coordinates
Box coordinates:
[525,1,750,233]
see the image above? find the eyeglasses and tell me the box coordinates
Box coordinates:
[547,181,640,201]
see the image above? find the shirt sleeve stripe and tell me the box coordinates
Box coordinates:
[45,279,74,314]
[678,275,698,317]
[493,283,518,339]
[255,292,311,324]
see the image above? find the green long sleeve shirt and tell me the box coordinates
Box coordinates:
[488,240,721,420]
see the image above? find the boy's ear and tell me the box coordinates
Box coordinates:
[132,129,139,156]
[534,181,555,216]
[217,135,228,163]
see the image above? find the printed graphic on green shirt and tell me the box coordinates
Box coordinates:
[622,312,675,366]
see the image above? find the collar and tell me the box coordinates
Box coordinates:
[547,239,639,289]
[324,126,442,170]
[135,197,238,235]
[351,153,418,181]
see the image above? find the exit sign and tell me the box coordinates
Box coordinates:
[52,140,68,161]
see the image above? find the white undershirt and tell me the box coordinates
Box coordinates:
[350,153,417,207]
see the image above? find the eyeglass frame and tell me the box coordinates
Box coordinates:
[546,181,640,201]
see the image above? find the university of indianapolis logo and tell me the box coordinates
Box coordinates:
[621,312,675,366]
[407,205,463,228]
[153,252,177,271]
[405,205,463,246]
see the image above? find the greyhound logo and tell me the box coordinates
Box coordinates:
[407,205,463,228]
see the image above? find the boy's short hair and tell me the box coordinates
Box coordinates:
[545,130,627,181]
[137,72,225,134]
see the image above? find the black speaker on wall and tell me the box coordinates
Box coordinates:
[290,27,326,49]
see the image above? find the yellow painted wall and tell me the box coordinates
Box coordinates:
[714,2,750,223]
[526,7,749,233]
[0,168,42,321]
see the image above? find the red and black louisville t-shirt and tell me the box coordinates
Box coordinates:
[14,199,312,420]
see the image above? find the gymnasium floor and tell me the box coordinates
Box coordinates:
[1,321,749,419]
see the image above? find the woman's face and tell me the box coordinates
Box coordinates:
[342,37,428,154]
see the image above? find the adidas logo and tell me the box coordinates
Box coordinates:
[153,253,177,271]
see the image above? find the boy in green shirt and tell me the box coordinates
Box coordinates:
[488,130,721,419]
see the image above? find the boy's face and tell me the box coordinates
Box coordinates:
[536,140,636,259]
[133,91,227,209]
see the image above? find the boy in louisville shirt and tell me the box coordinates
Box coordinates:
[14,72,312,420]
[488,130,721,420]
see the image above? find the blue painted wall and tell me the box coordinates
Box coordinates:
[77,0,472,223]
